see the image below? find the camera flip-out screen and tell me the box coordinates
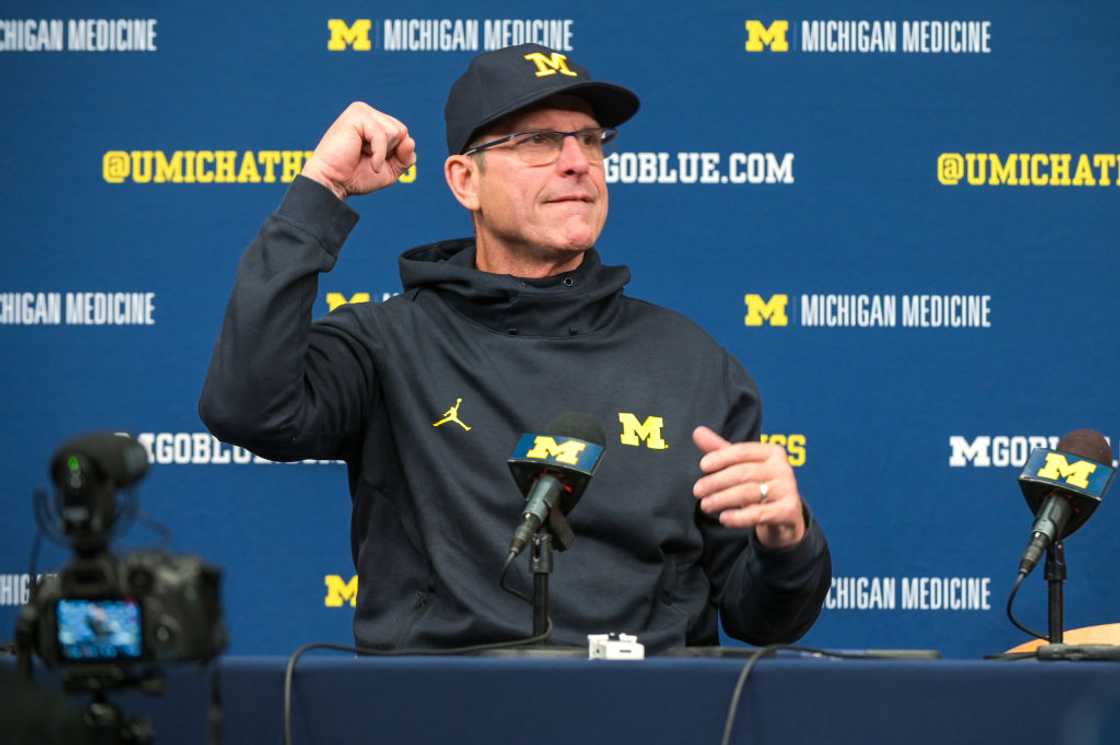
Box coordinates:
[57,598,143,661]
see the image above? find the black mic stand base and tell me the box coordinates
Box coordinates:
[1036,541,1118,659]
[1036,644,1120,661]
[494,511,578,655]
[478,524,584,656]
[470,645,586,658]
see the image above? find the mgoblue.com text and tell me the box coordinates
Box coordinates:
[604,152,794,185]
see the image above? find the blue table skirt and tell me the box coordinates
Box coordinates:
[12,654,1120,745]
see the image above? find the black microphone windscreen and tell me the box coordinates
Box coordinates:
[50,433,150,489]
[546,412,606,447]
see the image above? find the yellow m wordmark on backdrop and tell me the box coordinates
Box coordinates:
[324,575,358,607]
[744,294,790,326]
[326,293,371,312]
[745,20,790,52]
[327,19,372,51]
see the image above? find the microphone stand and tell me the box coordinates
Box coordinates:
[1036,541,1120,661]
[1045,541,1065,644]
[530,533,552,637]
[530,509,575,637]
[484,509,582,657]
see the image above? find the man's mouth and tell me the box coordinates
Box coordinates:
[546,195,594,204]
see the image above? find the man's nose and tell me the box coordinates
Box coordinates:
[554,134,591,174]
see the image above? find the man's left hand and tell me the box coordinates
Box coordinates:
[692,426,806,549]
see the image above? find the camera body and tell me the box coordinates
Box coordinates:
[20,549,226,666]
[12,432,229,745]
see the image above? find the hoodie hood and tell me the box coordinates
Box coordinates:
[399,238,631,338]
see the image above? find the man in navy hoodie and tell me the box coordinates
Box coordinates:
[199,44,830,652]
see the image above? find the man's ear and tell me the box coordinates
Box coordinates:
[444,154,480,211]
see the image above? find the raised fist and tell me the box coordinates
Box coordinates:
[301,102,416,200]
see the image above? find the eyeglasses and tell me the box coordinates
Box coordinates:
[462,127,618,166]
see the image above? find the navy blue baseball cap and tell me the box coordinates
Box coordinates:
[444,44,640,155]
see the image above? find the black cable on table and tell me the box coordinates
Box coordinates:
[719,644,942,745]
[282,621,554,745]
[1006,571,1048,642]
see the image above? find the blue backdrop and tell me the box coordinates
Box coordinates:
[2,0,1117,658]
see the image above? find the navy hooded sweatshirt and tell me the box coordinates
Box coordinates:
[199,176,831,652]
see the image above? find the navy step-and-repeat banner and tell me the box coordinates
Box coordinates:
[2,1,1118,658]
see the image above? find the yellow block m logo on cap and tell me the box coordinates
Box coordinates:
[618,413,668,450]
[526,436,587,464]
[324,575,358,607]
[745,20,790,52]
[744,294,789,326]
[524,51,578,78]
[327,19,372,51]
[1037,453,1098,489]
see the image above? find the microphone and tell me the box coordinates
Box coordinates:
[506,412,606,558]
[1017,429,1115,577]
[48,432,150,544]
[49,432,150,492]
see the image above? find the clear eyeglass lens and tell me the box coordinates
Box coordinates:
[514,129,612,165]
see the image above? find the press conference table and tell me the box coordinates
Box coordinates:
[41,654,1120,744]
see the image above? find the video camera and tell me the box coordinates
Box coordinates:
[16,432,227,671]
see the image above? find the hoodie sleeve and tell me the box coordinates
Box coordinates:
[198,176,380,462]
[698,352,832,645]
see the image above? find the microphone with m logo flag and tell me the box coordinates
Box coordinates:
[501,413,606,639]
[1016,429,1115,578]
[506,412,606,559]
